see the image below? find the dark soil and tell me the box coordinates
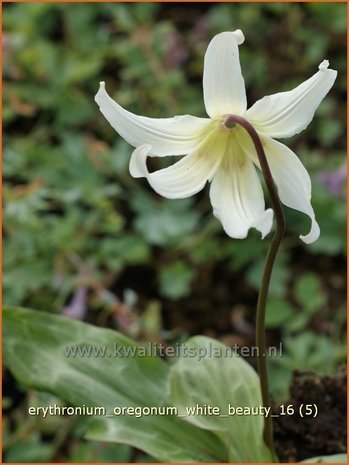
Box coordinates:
[273,367,347,462]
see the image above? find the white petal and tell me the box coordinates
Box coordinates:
[95,82,211,156]
[129,131,226,199]
[209,136,273,239]
[263,137,320,243]
[203,31,247,119]
[236,130,319,244]
[246,61,337,138]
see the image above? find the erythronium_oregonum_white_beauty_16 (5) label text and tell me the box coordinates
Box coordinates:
[95,29,337,244]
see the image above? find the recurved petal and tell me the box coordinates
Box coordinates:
[245,60,337,138]
[95,82,211,156]
[203,30,247,119]
[129,132,226,199]
[238,131,319,244]
[209,140,273,239]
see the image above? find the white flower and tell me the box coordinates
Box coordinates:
[95,30,337,244]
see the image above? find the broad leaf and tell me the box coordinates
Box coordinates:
[169,336,274,462]
[3,307,227,462]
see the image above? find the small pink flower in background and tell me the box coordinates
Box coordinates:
[62,287,87,320]
[317,166,346,198]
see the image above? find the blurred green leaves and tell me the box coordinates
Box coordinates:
[3,2,346,459]
[294,273,326,316]
[4,1,346,311]
[132,192,200,247]
[159,261,195,300]
[5,433,54,463]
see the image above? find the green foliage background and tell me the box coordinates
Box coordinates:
[3,2,346,462]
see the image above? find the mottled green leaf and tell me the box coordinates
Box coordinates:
[169,336,274,462]
[3,307,227,463]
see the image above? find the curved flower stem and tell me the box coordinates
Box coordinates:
[224,115,286,456]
